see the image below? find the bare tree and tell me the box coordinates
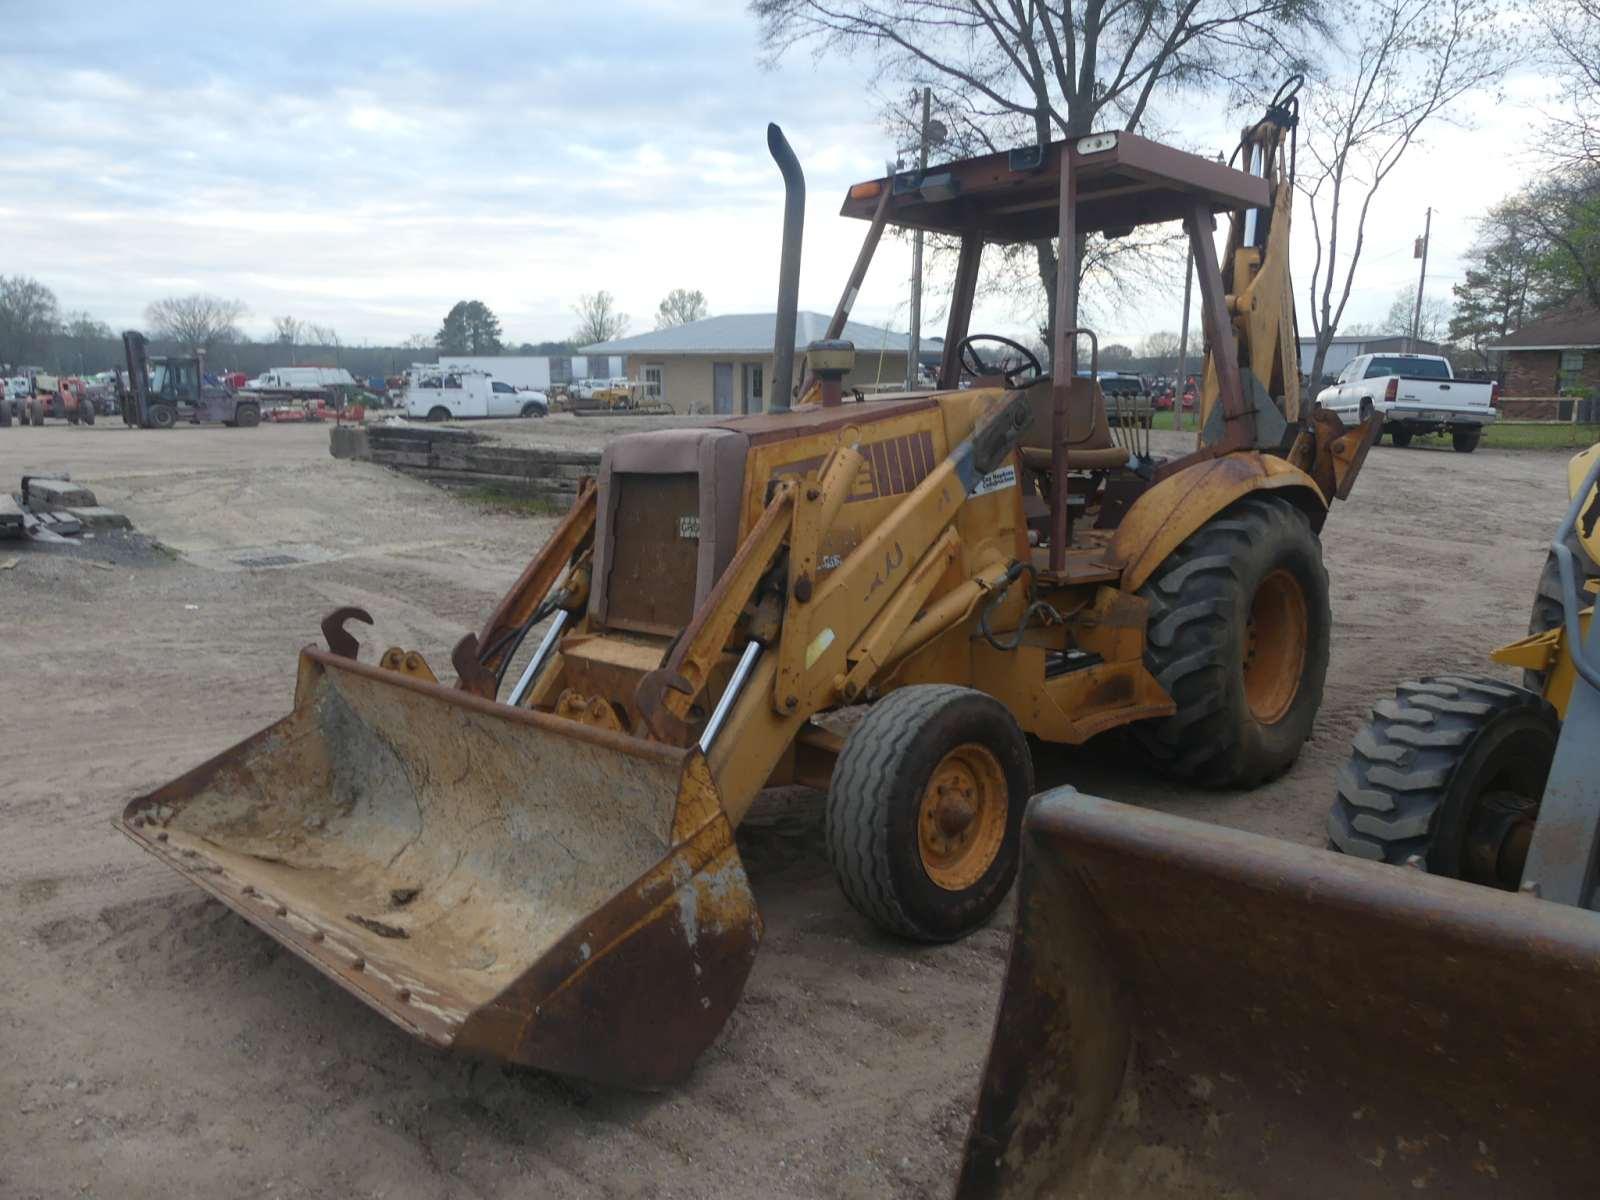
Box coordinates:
[399,332,435,351]
[573,291,629,345]
[145,294,247,352]
[752,0,1321,332]
[656,288,709,329]
[1299,0,1512,385]
[0,275,60,369]
[1379,288,1452,343]
[1540,0,1599,168]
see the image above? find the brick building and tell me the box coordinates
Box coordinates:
[1489,303,1600,398]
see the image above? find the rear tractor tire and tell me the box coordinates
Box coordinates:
[825,685,1033,942]
[1327,676,1557,889]
[80,403,94,426]
[1136,493,1331,787]
[1453,429,1481,453]
[1389,426,1413,447]
[29,397,44,426]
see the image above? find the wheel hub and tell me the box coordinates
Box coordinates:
[1242,568,1308,725]
[917,744,1008,892]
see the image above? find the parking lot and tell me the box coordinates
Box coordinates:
[0,416,1577,1199]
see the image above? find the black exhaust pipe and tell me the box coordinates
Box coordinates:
[767,123,804,412]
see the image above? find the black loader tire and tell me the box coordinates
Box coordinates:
[1389,426,1413,447]
[235,403,260,428]
[1326,676,1557,889]
[1135,493,1331,787]
[1453,429,1481,453]
[29,397,44,426]
[826,684,1032,942]
[1525,528,1599,691]
[0,399,10,428]
[80,403,94,426]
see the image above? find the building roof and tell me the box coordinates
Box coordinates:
[580,312,943,357]
[1487,303,1600,351]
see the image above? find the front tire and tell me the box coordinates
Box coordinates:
[826,685,1032,942]
[80,403,94,426]
[29,397,44,426]
[1453,429,1481,453]
[235,403,260,428]
[1389,426,1413,447]
[522,402,546,419]
[147,403,176,430]
[1327,677,1556,888]
[1136,494,1331,787]
[427,406,450,422]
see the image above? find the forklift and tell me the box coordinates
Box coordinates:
[118,330,261,429]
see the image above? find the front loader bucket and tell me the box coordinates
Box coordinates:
[119,649,760,1089]
[957,790,1600,1199]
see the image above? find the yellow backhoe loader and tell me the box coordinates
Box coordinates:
[120,81,1377,1089]
[956,446,1600,1198]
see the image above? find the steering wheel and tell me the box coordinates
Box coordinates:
[958,335,1044,388]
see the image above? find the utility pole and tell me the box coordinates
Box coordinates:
[1409,207,1432,352]
[906,87,932,390]
[1175,246,1195,432]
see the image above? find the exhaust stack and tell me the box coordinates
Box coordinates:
[767,123,804,412]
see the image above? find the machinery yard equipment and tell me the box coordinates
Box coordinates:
[117,330,261,429]
[119,83,1378,1089]
[956,449,1600,1198]
[11,373,96,427]
[567,379,674,417]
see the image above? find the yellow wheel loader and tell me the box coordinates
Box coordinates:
[956,447,1600,1198]
[120,82,1377,1088]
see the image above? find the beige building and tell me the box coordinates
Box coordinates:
[582,312,941,415]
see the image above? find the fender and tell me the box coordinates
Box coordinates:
[1111,452,1328,594]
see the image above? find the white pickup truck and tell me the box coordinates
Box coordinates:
[1315,353,1498,453]
[403,367,548,421]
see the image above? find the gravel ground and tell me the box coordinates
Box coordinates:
[0,414,1576,1199]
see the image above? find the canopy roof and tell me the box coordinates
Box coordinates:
[840,131,1269,242]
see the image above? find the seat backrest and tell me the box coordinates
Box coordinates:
[1019,377,1114,453]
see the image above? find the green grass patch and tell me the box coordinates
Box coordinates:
[459,484,565,516]
[1478,422,1600,451]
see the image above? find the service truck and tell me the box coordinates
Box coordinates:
[1315,352,1497,452]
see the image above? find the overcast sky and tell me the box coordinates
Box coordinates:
[0,0,1556,352]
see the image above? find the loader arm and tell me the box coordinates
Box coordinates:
[705,389,1032,822]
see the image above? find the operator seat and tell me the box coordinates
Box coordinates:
[1018,376,1130,472]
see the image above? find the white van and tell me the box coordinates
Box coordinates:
[246,366,358,392]
[403,366,547,420]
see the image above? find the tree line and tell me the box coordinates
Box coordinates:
[0,278,715,376]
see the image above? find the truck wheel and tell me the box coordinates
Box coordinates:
[1452,429,1481,453]
[1327,676,1556,889]
[427,406,450,422]
[29,398,44,426]
[147,403,177,430]
[825,684,1032,942]
[1389,426,1412,447]
[235,403,260,428]
[1524,529,1599,691]
[80,403,94,426]
[1136,494,1331,787]
[521,402,545,419]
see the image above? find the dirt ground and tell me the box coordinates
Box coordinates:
[0,415,1575,1199]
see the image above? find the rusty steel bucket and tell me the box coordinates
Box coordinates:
[956,789,1600,1199]
[119,649,760,1089]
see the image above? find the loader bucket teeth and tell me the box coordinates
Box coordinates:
[118,649,761,1090]
[957,789,1600,1199]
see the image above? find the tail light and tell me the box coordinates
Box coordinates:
[1491,382,1500,408]
[1384,378,1398,403]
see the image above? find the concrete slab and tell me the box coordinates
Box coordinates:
[0,493,23,539]
[63,505,132,530]
[22,476,97,510]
